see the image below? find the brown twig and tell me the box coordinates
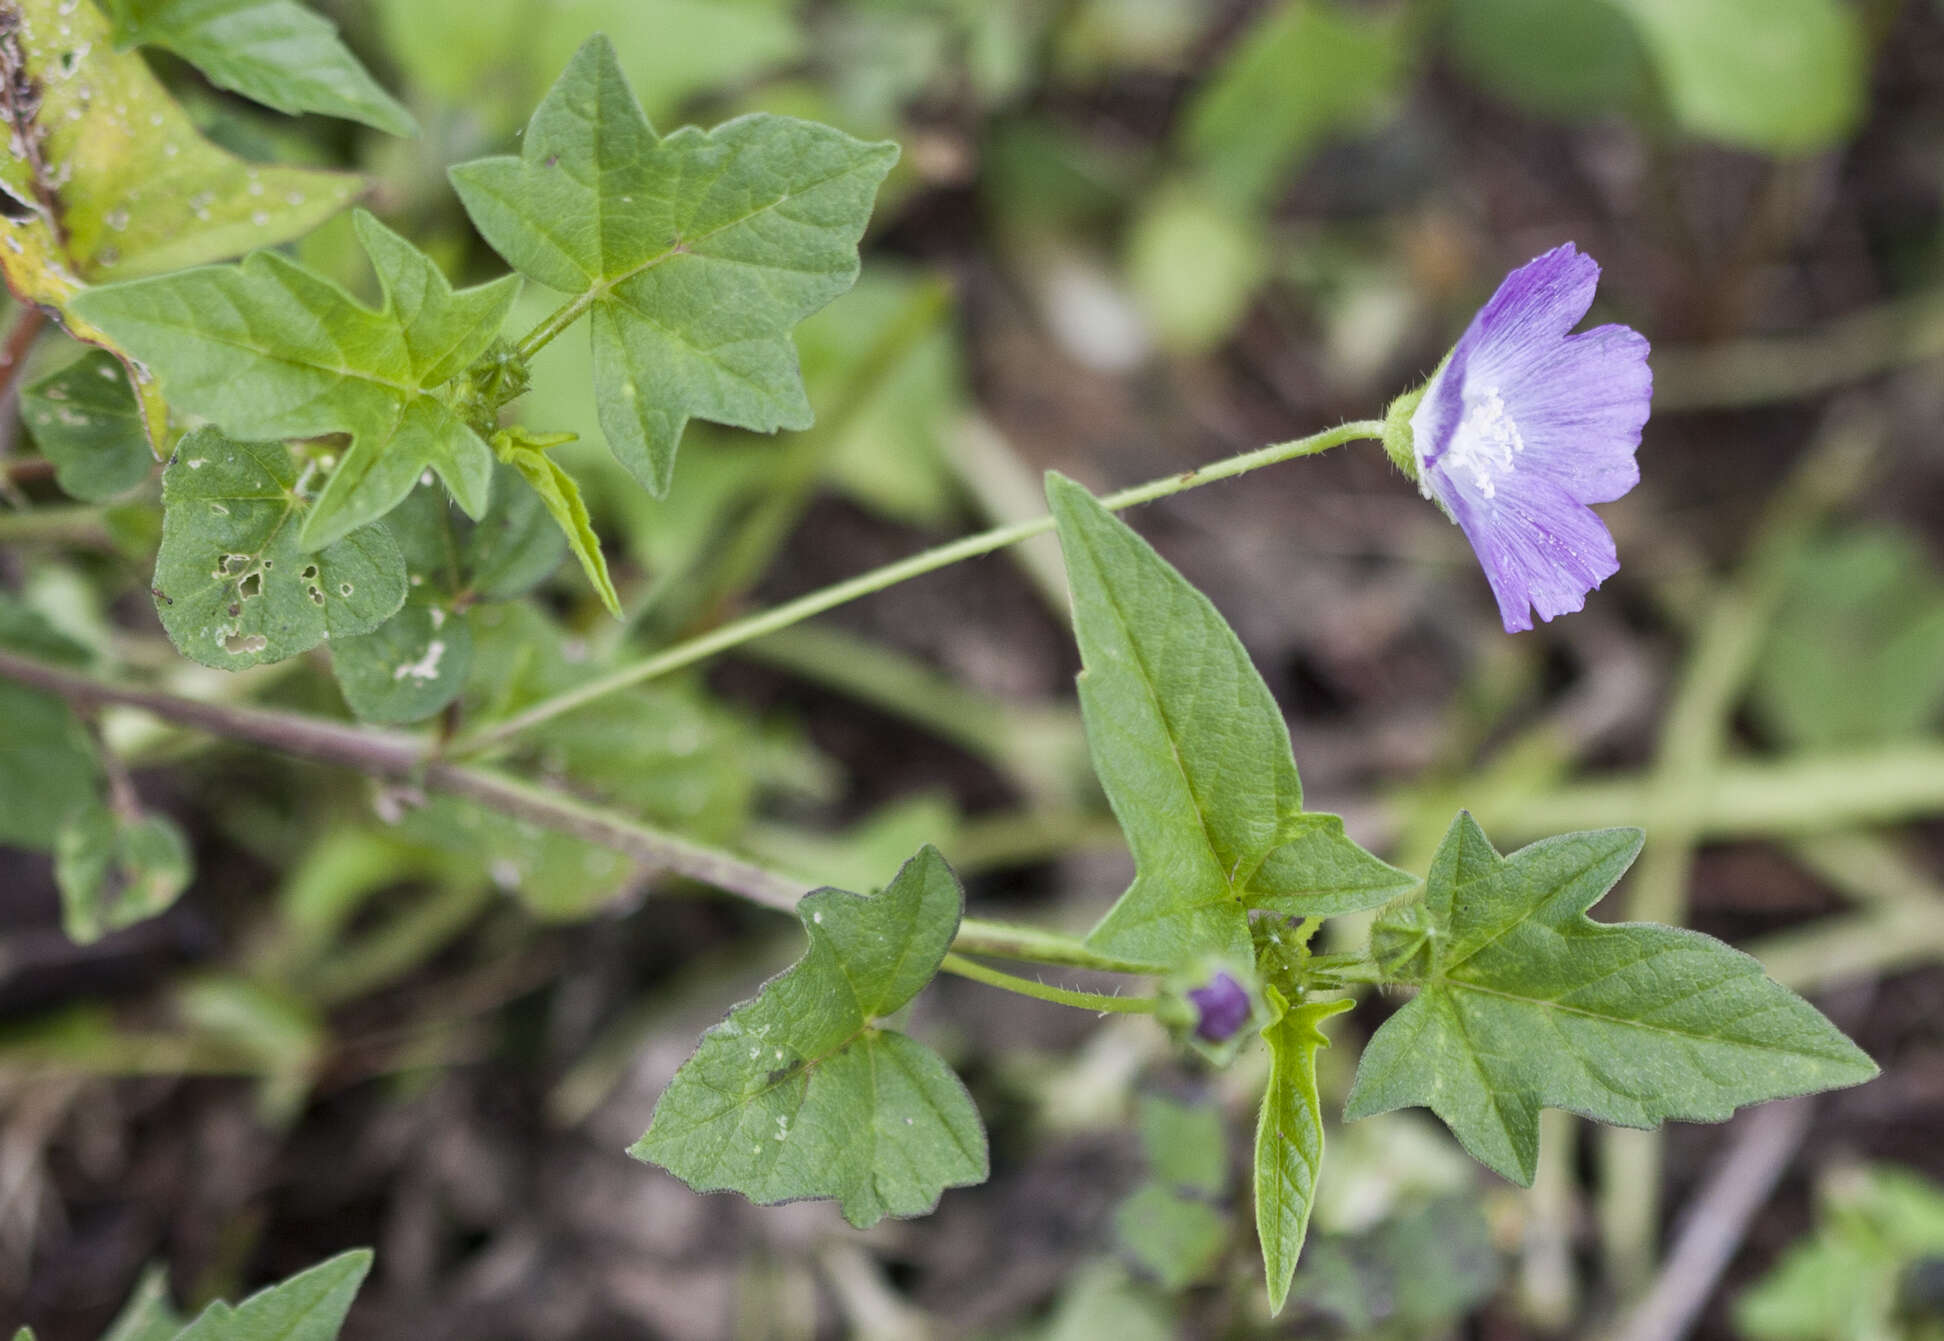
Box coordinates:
[0,646,810,914]
[1602,1100,1815,1341]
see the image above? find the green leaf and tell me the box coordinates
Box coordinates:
[0,599,101,849]
[1344,814,1880,1185]
[54,803,194,944]
[106,0,417,136]
[1291,1197,1500,1332]
[101,1265,187,1341]
[1115,1183,1229,1292]
[1137,1094,1226,1196]
[1124,181,1268,353]
[1116,1095,1232,1291]
[172,1248,372,1341]
[1613,0,1866,155]
[1180,0,1407,208]
[631,846,988,1227]
[149,430,407,670]
[492,428,621,616]
[72,211,520,548]
[448,35,899,496]
[1736,1164,1944,1341]
[1753,527,1944,749]
[464,465,567,601]
[328,599,473,725]
[0,0,360,453]
[374,0,802,134]
[1446,0,1652,122]
[22,350,155,502]
[1256,990,1352,1314]
[1046,473,1414,969]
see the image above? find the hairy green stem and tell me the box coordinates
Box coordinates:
[938,953,1158,1014]
[454,419,1385,754]
[515,288,600,363]
[952,919,1156,974]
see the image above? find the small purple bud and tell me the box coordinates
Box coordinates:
[1188,972,1251,1042]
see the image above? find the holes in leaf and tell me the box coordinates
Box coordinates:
[222,554,252,574]
[223,631,268,656]
[300,564,318,580]
[338,583,353,597]
[238,572,261,600]
[307,586,325,606]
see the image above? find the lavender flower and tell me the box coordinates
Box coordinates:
[1187,971,1252,1043]
[1391,244,1652,633]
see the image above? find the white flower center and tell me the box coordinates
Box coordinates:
[1444,387,1524,499]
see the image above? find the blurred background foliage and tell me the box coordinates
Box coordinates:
[4,0,1944,1337]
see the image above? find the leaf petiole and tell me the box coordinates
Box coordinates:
[938,953,1160,1014]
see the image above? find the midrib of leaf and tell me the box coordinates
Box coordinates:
[680,1022,881,1136]
[543,157,870,339]
[1441,989,1526,1138]
[1437,842,1625,975]
[1091,561,1246,924]
[1440,968,1831,1054]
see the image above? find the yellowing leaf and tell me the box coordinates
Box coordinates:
[0,0,361,449]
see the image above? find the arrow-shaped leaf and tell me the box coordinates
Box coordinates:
[449,35,898,496]
[1345,813,1879,1184]
[631,846,988,1227]
[1046,473,1414,969]
[74,211,519,548]
[1256,990,1351,1314]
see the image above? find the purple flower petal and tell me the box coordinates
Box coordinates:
[1410,244,1652,633]
[1187,971,1251,1043]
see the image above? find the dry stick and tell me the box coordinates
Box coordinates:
[1602,1100,1816,1341]
[0,646,808,915]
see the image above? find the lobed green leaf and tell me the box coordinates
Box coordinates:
[106,0,417,136]
[171,1248,371,1341]
[73,212,519,549]
[1255,990,1351,1314]
[149,430,407,670]
[1046,473,1414,969]
[631,846,988,1227]
[1345,813,1880,1185]
[448,35,899,496]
